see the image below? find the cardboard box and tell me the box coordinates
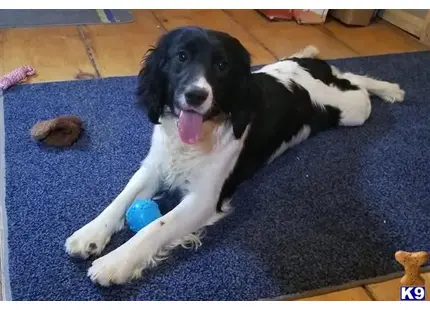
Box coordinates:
[258,9,329,24]
[330,9,376,26]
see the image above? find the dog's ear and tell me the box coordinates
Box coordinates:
[231,108,252,139]
[136,43,168,124]
[230,76,255,139]
[223,36,254,139]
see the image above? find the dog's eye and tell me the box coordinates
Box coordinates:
[218,61,228,72]
[177,52,188,62]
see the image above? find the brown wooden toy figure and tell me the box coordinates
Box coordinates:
[395,250,429,286]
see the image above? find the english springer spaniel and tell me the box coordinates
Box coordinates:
[65,26,405,286]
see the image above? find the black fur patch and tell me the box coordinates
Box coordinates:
[216,73,341,212]
[290,57,360,91]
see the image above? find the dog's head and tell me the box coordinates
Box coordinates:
[137,26,253,144]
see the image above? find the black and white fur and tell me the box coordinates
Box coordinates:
[65,27,404,286]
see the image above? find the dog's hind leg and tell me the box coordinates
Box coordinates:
[332,68,405,104]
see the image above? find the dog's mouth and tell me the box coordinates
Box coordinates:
[172,105,204,145]
[177,109,204,145]
[173,100,222,145]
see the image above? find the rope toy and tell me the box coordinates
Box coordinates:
[30,115,83,147]
[395,250,429,286]
[0,66,36,91]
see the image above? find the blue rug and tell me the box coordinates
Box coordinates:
[2,51,430,301]
[0,10,134,28]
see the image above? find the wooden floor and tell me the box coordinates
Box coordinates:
[0,9,428,83]
[0,9,429,301]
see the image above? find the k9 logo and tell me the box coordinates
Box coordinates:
[400,286,426,300]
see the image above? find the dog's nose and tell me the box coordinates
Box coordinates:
[185,87,209,106]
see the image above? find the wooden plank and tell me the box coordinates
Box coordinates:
[378,9,425,37]
[404,9,429,19]
[152,9,276,65]
[419,11,430,46]
[225,10,358,60]
[81,10,166,77]
[1,26,95,83]
[366,273,430,301]
[296,287,372,301]
[319,17,428,57]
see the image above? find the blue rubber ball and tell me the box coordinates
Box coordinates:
[126,199,162,233]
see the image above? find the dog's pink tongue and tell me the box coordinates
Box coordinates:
[178,110,203,144]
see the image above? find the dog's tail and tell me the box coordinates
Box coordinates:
[280,45,320,61]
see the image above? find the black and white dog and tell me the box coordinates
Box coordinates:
[65,26,404,285]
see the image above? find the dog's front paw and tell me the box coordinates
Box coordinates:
[65,217,124,259]
[87,246,145,286]
[381,83,405,103]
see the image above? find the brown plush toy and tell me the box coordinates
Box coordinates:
[30,115,83,147]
